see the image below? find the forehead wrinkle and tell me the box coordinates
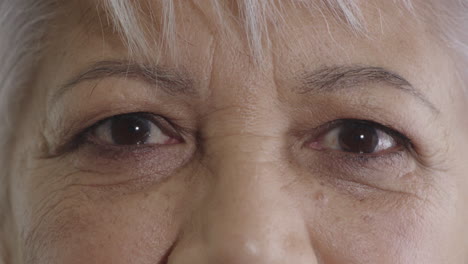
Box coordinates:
[59,0,423,76]
[100,0,398,63]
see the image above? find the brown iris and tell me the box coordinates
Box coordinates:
[110,114,152,145]
[338,122,379,154]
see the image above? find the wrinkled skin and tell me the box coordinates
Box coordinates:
[6,0,468,263]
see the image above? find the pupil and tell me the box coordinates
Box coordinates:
[110,115,151,145]
[338,122,378,154]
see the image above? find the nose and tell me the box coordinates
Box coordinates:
[168,135,319,264]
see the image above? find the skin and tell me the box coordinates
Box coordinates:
[4,0,468,263]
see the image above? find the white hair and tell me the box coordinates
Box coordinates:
[103,0,407,60]
[0,0,466,262]
[101,0,468,66]
[0,0,53,262]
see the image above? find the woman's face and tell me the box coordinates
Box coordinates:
[8,0,468,263]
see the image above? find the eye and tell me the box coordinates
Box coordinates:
[89,113,179,146]
[311,120,406,154]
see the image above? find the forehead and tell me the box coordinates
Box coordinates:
[37,0,460,124]
[63,0,421,53]
[36,4,459,123]
[56,0,441,67]
[49,0,454,97]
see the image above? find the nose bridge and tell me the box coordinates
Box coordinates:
[203,163,302,262]
[169,127,319,263]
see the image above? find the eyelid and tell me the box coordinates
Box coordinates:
[91,112,183,141]
[49,112,185,157]
[309,119,412,154]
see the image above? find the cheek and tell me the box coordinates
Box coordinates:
[306,190,450,263]
[20,183,183,264]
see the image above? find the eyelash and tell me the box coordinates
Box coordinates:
[317,119,411,149]
[307,119,413,166]
[54,113,180,156]
[59,113,413,164]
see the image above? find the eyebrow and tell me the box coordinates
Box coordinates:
[299,65,439,114]
[52,60,194,104]
[54,62,439,115]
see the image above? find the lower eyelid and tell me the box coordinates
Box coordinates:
[74,141,186,167]
[64,145,192,188]
[312,150,411,185]
[296,146,417,196]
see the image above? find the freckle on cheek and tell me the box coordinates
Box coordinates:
[314,191,329,207]
[362,214,373,223]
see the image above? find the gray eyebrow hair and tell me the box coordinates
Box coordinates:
[52,60,195,104]
[299,65,440,114]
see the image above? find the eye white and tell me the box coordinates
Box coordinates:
[373,129,397,152]
[321,126,397,153]
[93,118,171,145]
